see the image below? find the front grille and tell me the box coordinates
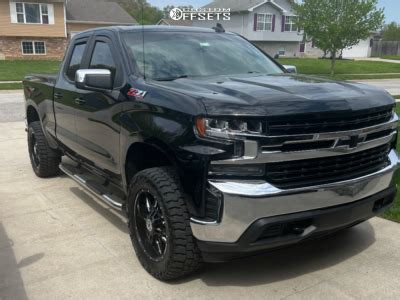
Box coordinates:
[268,108,393,135]
[265,144,391,189]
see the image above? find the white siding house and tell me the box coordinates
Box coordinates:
[192,0,304,57]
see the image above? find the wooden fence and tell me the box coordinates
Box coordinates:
[371,41,400,57]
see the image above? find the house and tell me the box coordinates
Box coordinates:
[66,0,137,38]
[156,18,193,27]
[302,33,379,59]
[192,0,304,57]
[0,0,137,60]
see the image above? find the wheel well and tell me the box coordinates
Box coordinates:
[125,143,173,184]
[27,106,40,124]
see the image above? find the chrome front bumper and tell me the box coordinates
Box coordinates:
[191,150,400,243]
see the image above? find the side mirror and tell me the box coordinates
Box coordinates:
[283,65,297,74]
[75,69,112,90]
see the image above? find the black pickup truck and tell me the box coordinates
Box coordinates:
[23,26,399,280]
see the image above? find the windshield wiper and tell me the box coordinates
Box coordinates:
[153,75,189,81]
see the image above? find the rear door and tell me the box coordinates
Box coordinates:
[54,37,91,152]
[73,35,123,175]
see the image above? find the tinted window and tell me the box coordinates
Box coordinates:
[66,43,86,81]
[122,32,283,80]
[90,42,116,81]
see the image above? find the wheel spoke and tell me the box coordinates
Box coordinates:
[136,201,149,220]
[154,235,164,255]
[145,196,151,213]
[134,190,167,259]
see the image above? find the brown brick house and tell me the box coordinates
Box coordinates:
[0,0,136,60]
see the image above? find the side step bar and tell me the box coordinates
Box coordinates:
[59,163,124,211]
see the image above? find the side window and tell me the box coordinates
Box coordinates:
[90,41,116,83]
[66,43,86,81]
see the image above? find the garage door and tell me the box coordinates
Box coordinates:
[342,39,371,58]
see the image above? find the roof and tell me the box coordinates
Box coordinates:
[66,0,137,24]
[202,0,289,13]
[156,19,193,27]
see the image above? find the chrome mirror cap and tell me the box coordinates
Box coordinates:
[75,69,111,83]
[283,65,297,74]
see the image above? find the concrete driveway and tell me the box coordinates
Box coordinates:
[1,92,400,299]
[355,79,400,96]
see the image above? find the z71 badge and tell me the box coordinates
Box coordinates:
[127,88,147,99]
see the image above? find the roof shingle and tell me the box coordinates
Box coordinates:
[66,0,137,24]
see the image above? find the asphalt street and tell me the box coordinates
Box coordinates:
[1,88,400,299]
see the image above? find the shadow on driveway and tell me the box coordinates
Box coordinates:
[69,187,128,234]
[69,184,376,287]
[193,222,375,287]
[0,222,44,299]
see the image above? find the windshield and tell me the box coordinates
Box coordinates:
[122,31,283,80]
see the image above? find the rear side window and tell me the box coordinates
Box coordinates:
[66,43,86,81]
[90,41,116,82]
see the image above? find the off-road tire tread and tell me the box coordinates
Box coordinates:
[28,121,61,178]
[128,167,203,280]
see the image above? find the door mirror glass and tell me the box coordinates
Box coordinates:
[283,65,297,74]
[75,69,112,90]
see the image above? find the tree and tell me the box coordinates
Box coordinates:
[382,22,400,41]
[293,0,384,75]
[163,5,175,18]
[162,5,195,19]
[115,0,163,25]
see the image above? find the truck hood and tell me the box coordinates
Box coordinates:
[152,74,394,116]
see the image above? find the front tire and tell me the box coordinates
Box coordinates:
[127,167,202,280]
[28,121,61,178]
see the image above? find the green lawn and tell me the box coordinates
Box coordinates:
[381,105,400,223]
[381,55,400,61]
[0,82,23,90]
[1,58,400,82]
[278,58,400,79]
[0,60,60,81]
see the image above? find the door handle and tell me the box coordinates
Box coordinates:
[75,98,86,105]
[54,92,63,100]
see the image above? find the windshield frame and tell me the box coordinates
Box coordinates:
[121,29,288,81]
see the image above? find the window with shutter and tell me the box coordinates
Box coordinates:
[284,16,298,32]
[256,14,273,31]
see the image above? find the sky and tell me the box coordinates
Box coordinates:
[148,0,400,23]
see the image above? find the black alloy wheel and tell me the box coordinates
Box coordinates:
[27,121,61,178]
[127,167,202,280]
[134,189,168,261]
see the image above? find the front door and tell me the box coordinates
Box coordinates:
[300,42,306,53]
[73,36,122,175]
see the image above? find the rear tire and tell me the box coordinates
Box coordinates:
[127,167,202,281]
[28,121,61,178]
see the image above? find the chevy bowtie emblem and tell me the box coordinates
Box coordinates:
[345,134,366,149]
[349,135,359,149]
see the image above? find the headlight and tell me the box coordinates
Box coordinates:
[195,117,263,139]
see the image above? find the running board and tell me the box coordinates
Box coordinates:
[59,163,124,211]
